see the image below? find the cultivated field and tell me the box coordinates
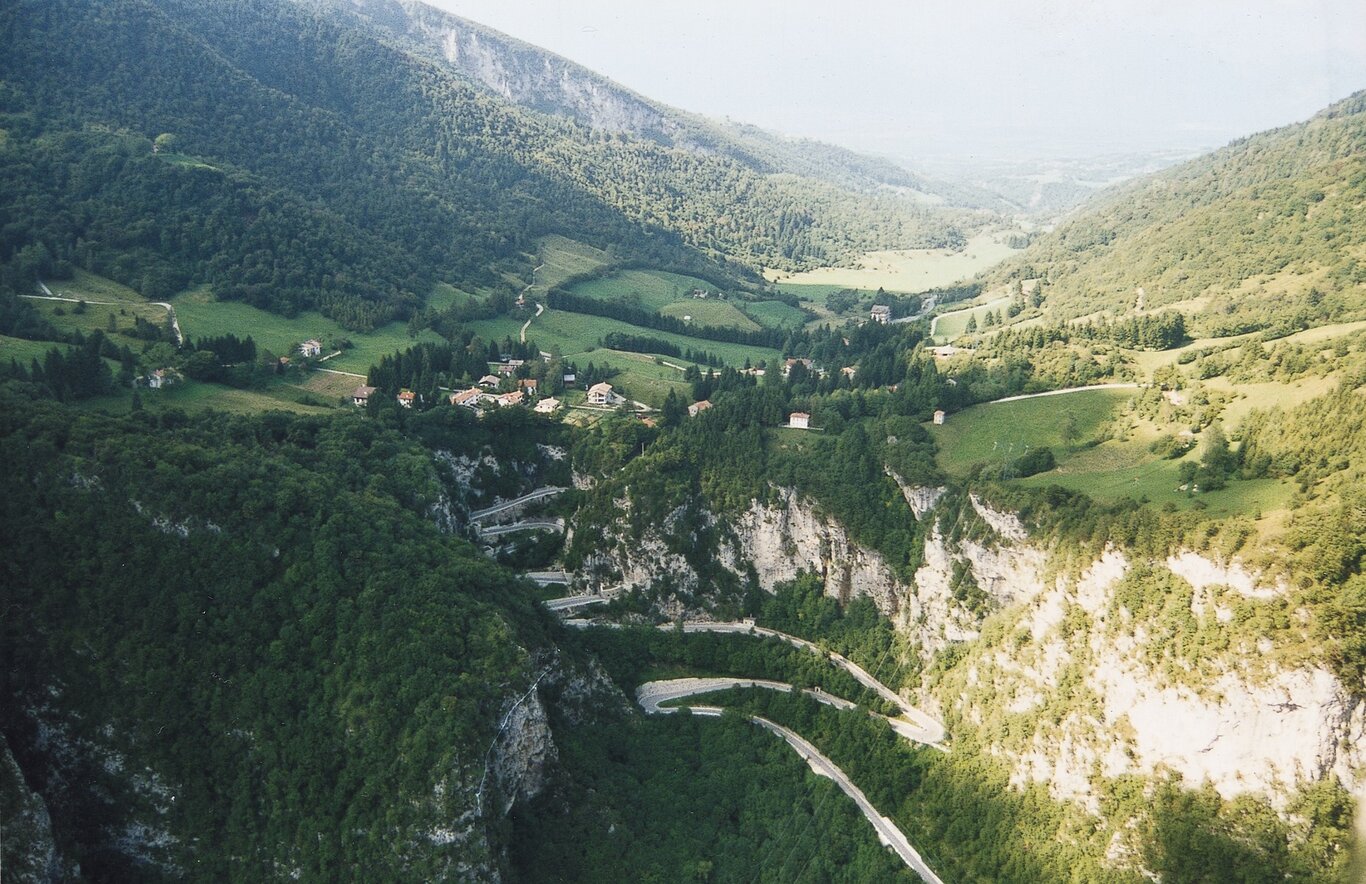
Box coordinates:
[767,232,1020,296]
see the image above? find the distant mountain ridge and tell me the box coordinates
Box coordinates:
[334,0,1003,207]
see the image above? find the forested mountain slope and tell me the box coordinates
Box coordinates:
[997,91,1366,336]
[0,387,598,879]
[0,0,973,333]
[343,0,1004,208]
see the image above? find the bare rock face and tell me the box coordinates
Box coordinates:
[1,735,69,882]
[731,487,903,614]
[947,545,1366,812]
[577,481,1366,814]
[486,691,557,817]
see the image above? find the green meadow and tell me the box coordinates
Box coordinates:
[658,300,761,332]
[171,287,445,374]
[930,386,1288,517]
[742,300,809,329]
[471,308,779,369]
[929,388,1135,475]
[534,235,612,292]
[767,232,1020,296]
[930,295,1016,342]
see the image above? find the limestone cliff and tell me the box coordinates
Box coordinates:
[0,734,69,882]
[574,482,1365,816]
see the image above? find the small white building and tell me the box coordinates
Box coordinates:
[146,368,177,390]
[587,382,623,406]
[299,339,323,358]
[933,410,946,425]
[352,385,376,406]
[787,412,810,430]
[870,305,891,324]
[688,400,713,417]
[534,397,561,414]
[449,388,482,408]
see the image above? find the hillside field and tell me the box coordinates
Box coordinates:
[768,232,1021,297]
[171,288,446,374]
[930,295,1015,342]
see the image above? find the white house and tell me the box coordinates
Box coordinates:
[587,382,623,406]
[352,385,376,406]
[870,305,891,324]
[449,388,482,408]
[299,339,323,358]
[787,412,810,430]
[534,397,561,414]
[932,410,946,425]
[688,399,713,417]
[146,368,178,390]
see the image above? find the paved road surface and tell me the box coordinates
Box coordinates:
[638,689,944,883]
[543,593,604,611]
[469,487,566,523]
[478,518,564,538]
[636,677,859,714]
[678,622,947,747]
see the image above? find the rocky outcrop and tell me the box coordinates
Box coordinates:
[1,734,69,882]
[947,545,1366,812]
[577,480,1365,813]
[382,2,688,146]
[731,488,904,613]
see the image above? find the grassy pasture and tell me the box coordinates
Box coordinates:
[471,309,779,369]
[766,233,1020,296]
[930,387,1134,476]
[147,380,334,415]
[1,332,77,366]
[171,288,445,374]
[569,269,720,311]
[428,283,481,312]
[743,300,809,329]
[658,300,761,332]
[930,295,1017,342]
[535,235,612,292]
[1017,445,1294,517]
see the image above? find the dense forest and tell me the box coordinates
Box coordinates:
[0,386,574,879]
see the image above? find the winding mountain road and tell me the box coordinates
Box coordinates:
[637,684,945,884]
[478,518,564,538]
[468,486,566,523]
[677,622,947,747]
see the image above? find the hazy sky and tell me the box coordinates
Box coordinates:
[428,0,1366,163]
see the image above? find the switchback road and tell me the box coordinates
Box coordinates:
[637,685,945,883]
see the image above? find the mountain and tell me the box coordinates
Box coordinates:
[917,148,1208,217]
[0,0,978,333]
[993,91,1366,336]
[337,0,1002,207]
